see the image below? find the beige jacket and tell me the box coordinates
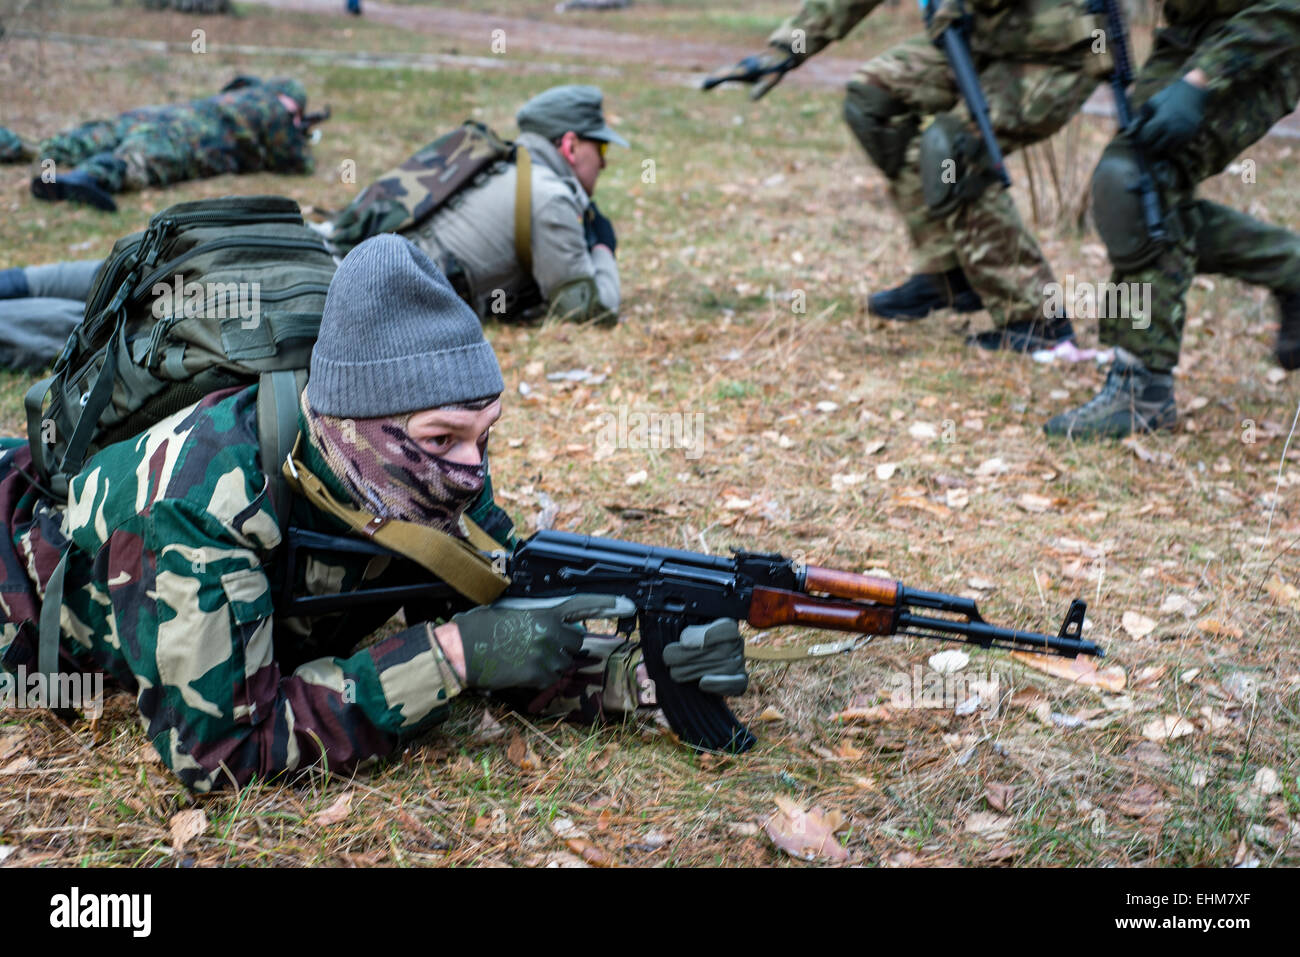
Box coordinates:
[407,132,619,323]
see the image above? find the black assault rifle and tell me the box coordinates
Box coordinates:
[922,0,1012,189]
[281,527,1103,754]
[1088,0,1167,243]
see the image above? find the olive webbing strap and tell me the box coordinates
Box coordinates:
[514,144,533,274]
[37,550,71,680]
[282,437,509,605]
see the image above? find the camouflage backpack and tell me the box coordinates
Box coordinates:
[25,195,336,526]
[329,121,531,264]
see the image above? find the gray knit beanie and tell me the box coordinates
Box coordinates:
[307,234,504,417]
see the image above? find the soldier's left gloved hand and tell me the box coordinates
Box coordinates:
[701,47,800,100]
[584,201,617,255]
[662,618,748,696]
[1130,79,1208,155]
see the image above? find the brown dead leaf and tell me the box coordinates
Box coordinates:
[1197,618,1244,639]
[1141,715,1197,741]
[1116,783,1166,818]
[1121,610,1157,639]
[0,730,27,763]
[985,782,1017,813]
[764,798,849,863]
[1010,651,1127,692]
[471,710,506,744]
[1008,686,1048,709]
[891,495,951,519]
[169,809,208,852]
[984,842,1020,862]
[0,756,36,775]
[589,743,618,774]
[1265,576,1300,611]
[757,706,786,722]
[552,818,615,867]
[965,812,1011,837]
[506,733,543,772]
[1133,665,1167,689]
[832,705,893,723]
[1017,493,1055,513]
[311,791,354,827]
[832,741,864,761]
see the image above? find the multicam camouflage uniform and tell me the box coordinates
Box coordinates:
[1096,0,1300,371]
[770,0,1105,328]
[36,77,314,195]
[0,386,524,793]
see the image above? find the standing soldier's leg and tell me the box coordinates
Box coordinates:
[1047,27,1300,438]
[945,59,1097,349]
[1191,202,1300,370]
[847,38,982,319]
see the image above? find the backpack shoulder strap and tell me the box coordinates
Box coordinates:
[257,369,307,542]
[514,144,533,275]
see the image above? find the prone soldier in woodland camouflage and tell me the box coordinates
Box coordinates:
[0,235,739,793]
[29,76,319,213]
[1046,0,1300,439]
[709,0,1110,352]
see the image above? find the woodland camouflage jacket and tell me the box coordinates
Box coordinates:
[0,386,516,793]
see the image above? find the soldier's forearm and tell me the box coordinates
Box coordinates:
[1187,1,1300,96]
[768,0,886,57]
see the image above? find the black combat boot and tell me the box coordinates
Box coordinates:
[1275,289,1300,371]
[1044,353,1176,440]
[868,267,983,320]
[30,168,117,212]
[968,314,1076,352]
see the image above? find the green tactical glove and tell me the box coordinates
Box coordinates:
[701,47,800,100]
[452,594,637,691]
[662,618,749,696]
[1129,79,1208,155]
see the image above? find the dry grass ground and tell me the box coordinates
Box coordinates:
[0,0,1297,867]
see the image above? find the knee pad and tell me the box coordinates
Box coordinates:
[843,82,918,179]
[919,113,998,217]
[1090,143,1173,271]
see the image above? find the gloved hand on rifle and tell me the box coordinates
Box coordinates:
[583,200,617,256]
[663,618,749,696]
[450,594,637,690]
[1129,78,1208,155]
[701,45,801,100]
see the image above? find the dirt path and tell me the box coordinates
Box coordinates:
[240,0,1300,139]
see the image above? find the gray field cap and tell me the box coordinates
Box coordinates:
[516,85,629,147]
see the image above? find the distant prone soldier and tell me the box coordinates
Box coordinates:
[324,85,625,326]
[27,75,325,213]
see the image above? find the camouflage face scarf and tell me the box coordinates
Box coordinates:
[302,394,492,536]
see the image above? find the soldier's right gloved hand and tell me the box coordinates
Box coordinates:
[662,618,749,696]
[452,594,636,691]
[1129,79,1208,155]
[701,47,800,100]
[584,201,617,255]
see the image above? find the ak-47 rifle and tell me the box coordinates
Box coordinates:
[922,0,1012,189]
[1088,0,1167,244]
[279,527,1103,755]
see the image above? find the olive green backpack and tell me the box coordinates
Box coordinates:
[24,194,337,526]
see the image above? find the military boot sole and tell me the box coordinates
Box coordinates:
[968,322,1075,353]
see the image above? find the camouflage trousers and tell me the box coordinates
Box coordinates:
[0,126,32,164]
[38,109,240,194]
[1098,23,1300,372]
[848,35,1099,327]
